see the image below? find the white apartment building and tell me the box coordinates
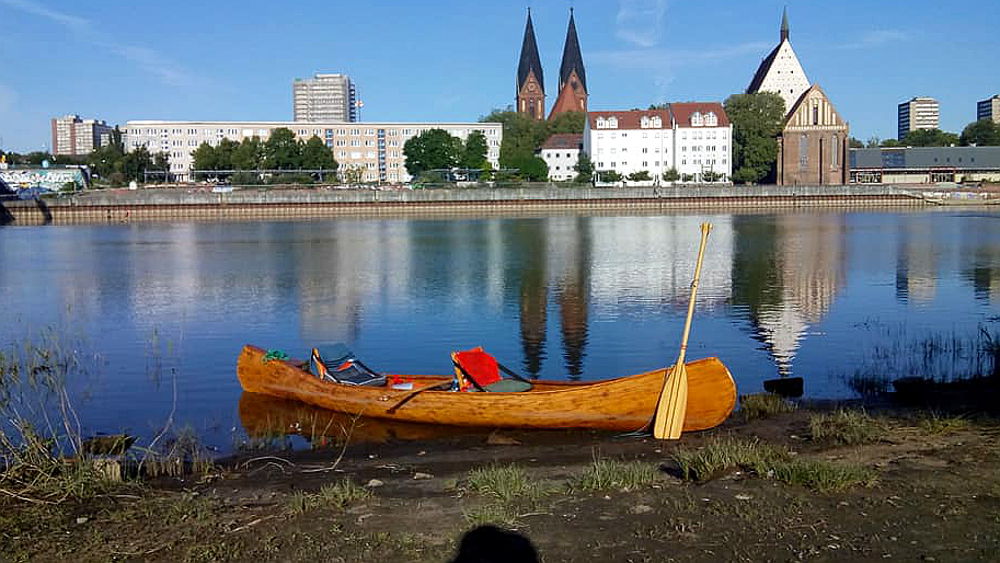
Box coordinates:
[122,121,502,183]
[51,115,114,156]
[293,73,357,122]
[898,97,940,140]
[538,133,581,181]
[583,104,732,184]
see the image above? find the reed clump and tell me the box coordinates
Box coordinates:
[809,410,887,446]
[571,457,660,492]
[740,393,797,420]
[286,478,371,514]
[671,435,878,493]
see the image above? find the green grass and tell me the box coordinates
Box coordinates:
[285,478,371,514]
[462,501,523,528]
[671,435,878,493]
[466,462,545,502]
[917,412,971,435]
[571,457,660,492]
[740,393,797,420]
[809,410,887,446]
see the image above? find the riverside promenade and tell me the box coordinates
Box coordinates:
[0,183,989,226]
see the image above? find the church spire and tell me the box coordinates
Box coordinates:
[558,9,587,94]
[516,8,545,120]
[780,6,789,42]
[548,8,588,118]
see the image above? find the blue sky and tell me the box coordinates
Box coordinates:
[0,0,997,152]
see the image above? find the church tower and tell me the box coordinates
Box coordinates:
[746,7,811,116]
[549,8,588,118]
[516,9,546,120]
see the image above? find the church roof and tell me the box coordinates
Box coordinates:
[558,11,587,93]
[746,43,782,94]
[517,10,544,92]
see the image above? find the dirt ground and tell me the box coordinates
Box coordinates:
[3,398,1000,562]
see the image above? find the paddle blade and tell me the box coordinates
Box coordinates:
[653,364,688,440]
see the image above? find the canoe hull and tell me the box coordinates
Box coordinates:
[236,345,736,432]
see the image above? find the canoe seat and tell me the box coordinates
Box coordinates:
[310,345,387,387]
[452,347,532,392]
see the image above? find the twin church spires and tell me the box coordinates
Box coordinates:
[516,8,588,121]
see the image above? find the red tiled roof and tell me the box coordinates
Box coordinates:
[670,102,730,127]
[540,133,583,150]
[586,109,672,130]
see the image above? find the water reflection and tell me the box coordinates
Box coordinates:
[2,210,999,450]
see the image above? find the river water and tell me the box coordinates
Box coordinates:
[1,208,998,450]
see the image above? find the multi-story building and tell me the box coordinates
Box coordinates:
[51,115,114,156]
[898,97,940,140]
[293,74,357,122]
[978,95,1000,123]
[583,104,732,184]
[537,133,581,181]
[122,120,501,183]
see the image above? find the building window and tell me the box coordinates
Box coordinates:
[831,135,838,167]
[799,135,808,169]
[812,105,819,126]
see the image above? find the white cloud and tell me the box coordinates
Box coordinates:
[840,29,908,50]
[615,0,668,48]
[0,0,194,87]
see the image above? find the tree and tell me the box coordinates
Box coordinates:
[662,168,680,182]
[479,109,585,173]
[848,137,864,148]
[627,170,652,182]
[547,111,586,135]
[460,130,489,170]
[960,119,1000,146]
[192,142,218,171]
[596,170,623,184]
[152,152,170,182]
[880,138,903,148]
[506,152,548,181]
[702,170,724,182]
[339,164,365,185]
[901,128,959,147]
[300,136,338,171]
[264,128,301,170]
[232,136,266,170]
[573,153,594,183]
[120,146,152,182]
[403,128,462,176]
[214,138,239,170]
[724,92,786,184]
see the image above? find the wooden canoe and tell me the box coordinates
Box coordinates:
[236,345,737,432]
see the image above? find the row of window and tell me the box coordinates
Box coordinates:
[595,159,727,168]
[126,127,500,138]
[593,129,728,140]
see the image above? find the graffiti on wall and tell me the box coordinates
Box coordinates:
[0,168,87,192]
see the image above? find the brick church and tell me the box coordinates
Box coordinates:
[516,9,588,121]
[747,9,850,185]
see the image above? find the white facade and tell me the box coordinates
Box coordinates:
[583,106,731,184]
[752,40,810,115]
[293,74,356,122]
[538,134,582,181]
[123,121,502,183]
[898,97,940,140]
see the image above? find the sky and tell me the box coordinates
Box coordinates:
[0,0,997,152]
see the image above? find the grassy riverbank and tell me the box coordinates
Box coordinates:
[3,399,999,562]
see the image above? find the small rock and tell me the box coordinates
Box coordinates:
[75,517,89,525]
[487,432,522,446]
[630,504,654,514]
[417,450,427,456]
[735,494,752,501]
[365,479,384,488]
[413,472,433,480]
[603,495,611,500]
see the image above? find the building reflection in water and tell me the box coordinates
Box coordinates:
[733,213,845,378]
[895,218,938,304]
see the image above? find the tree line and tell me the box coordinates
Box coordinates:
[191,128,337,183]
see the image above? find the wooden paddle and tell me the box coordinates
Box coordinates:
[653,222,713,440]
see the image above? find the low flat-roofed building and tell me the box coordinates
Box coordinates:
[850,146,1000,184]
[123,120,501,183]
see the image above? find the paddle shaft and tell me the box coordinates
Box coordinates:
[676,223,712,368]
[654,222,712,439]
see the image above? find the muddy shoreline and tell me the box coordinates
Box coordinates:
[3,395,999,562]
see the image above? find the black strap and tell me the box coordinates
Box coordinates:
[496,362,532,383]
[452,360,488,392]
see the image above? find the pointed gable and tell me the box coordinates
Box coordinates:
[784,84,847,130]
[746,9,810,116]
[517,11,544,93]
[558,10,587,93]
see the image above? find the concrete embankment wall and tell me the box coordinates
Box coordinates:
[1,184,929,226]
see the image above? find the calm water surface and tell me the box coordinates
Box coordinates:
[2,209,998,451]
